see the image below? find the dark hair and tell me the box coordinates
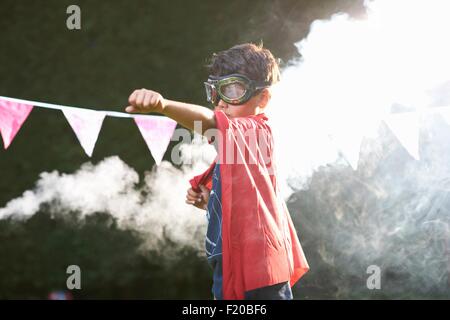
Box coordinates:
[207,43,281,85]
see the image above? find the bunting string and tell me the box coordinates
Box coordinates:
[0,95,142,118]
[0,95,177,164]
[2,95,450,169]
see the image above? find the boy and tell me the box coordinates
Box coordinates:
[125,43,309,300]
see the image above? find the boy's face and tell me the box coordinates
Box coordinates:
[215,89,269,118]
[205,73,271,117]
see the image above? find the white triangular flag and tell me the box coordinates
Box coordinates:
[62,108,106,157]
[383,112,420,160]
[435,106,450,127]
[134,115,177,165]
[327,131,364,170]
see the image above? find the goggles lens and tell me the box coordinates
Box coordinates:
[204,82,218,104]
[219,82,246,100]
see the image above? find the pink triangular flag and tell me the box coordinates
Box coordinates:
[134,115,177,165]
[62,108,106,157]
[0,98,34,149]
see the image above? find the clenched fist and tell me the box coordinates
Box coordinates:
[185,185,210,210]
[125,89,166,114]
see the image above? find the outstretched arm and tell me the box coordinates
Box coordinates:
[125,88,216,135]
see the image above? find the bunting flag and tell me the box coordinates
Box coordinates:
[0,96,176,164]
[134,115,178,165]
[436,107,450,127]
[328,131,365,170]
[62,108,106,157]
[0,99,34,149]
[383,111,420,160]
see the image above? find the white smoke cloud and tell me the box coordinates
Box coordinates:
[265,0,450,297]
[268,0,450,196]
[0,135,217,251]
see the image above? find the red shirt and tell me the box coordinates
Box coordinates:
[190,110,309,299]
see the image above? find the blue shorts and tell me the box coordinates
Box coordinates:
[209,255,293,300]
[209,255,223,300]
[244,282,293,300]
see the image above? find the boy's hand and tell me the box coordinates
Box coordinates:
[125,89,165,114]
[185,185,210,210]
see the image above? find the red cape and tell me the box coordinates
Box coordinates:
[189,161,215,193]
[190,110,309,299]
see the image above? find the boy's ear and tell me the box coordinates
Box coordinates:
[258,88,271,108]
